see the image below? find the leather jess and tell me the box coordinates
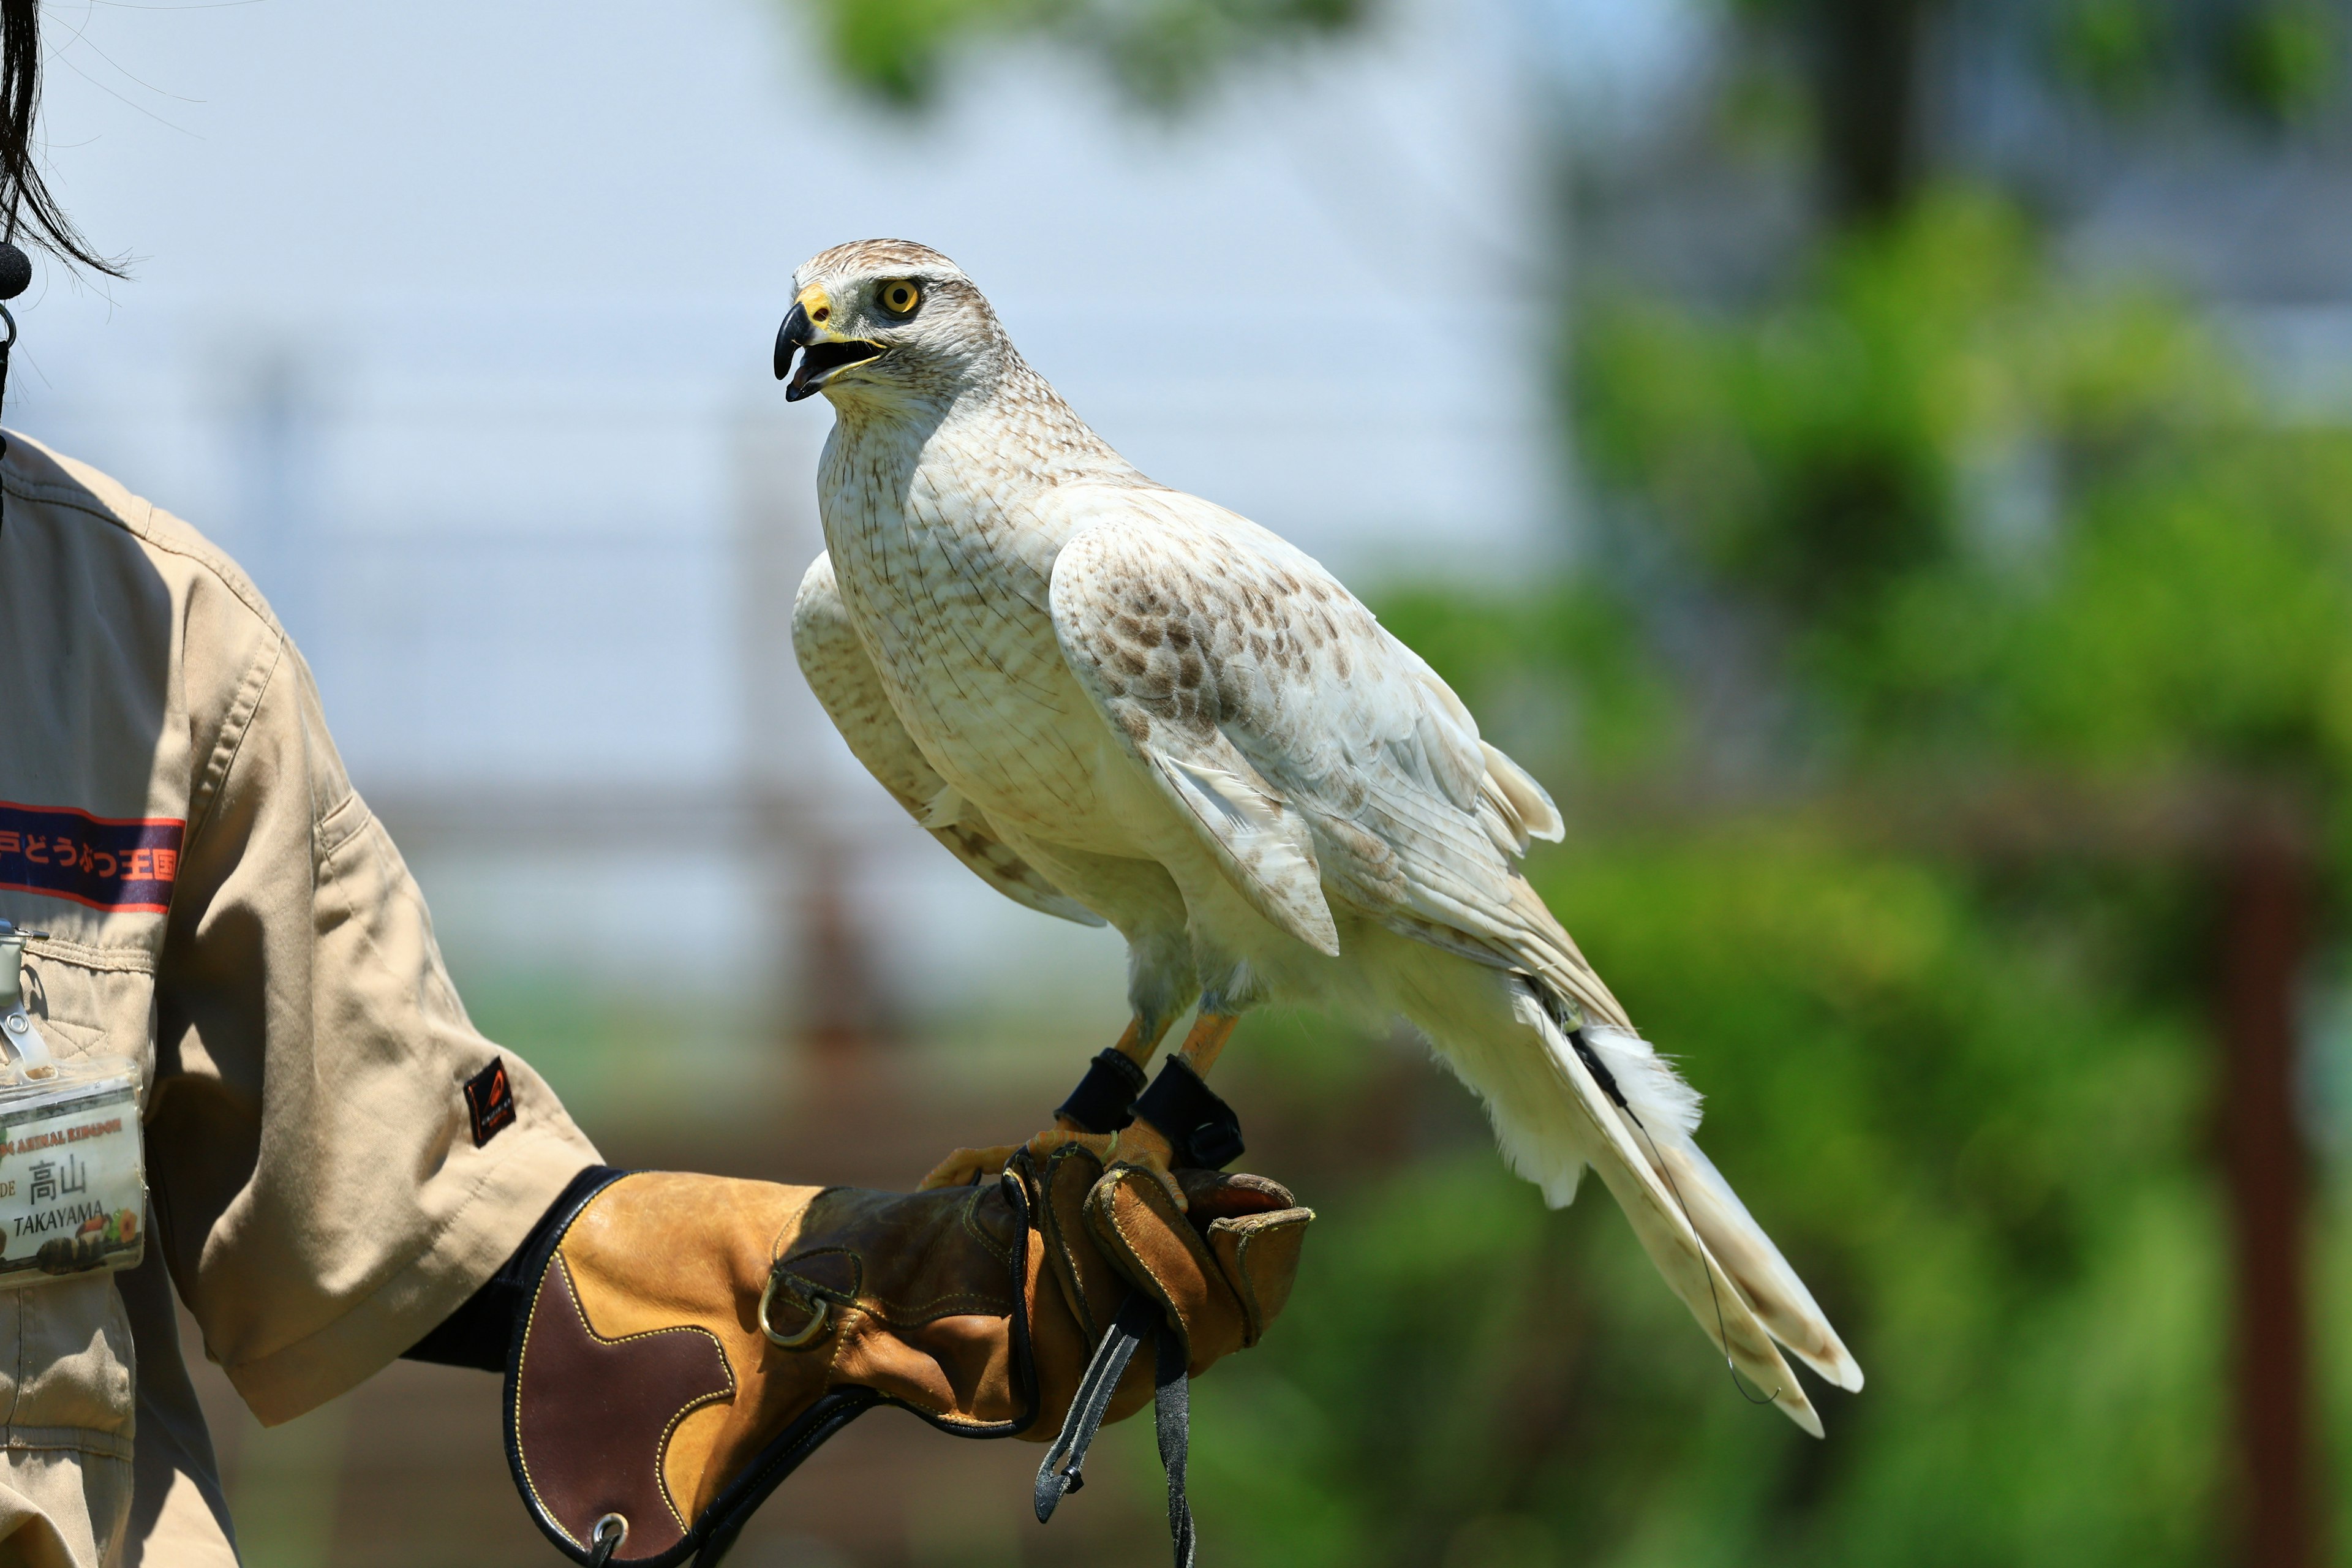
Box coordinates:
[503,1148,1310,1568]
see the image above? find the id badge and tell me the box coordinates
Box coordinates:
[0,921,144,1287]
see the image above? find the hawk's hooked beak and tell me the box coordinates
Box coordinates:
[775,298,886,402]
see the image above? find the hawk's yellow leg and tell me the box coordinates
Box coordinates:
[1012,1012,1237,1210]
[918,1014,1170,1191]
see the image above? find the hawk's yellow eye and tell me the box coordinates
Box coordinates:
[877,279,921,318]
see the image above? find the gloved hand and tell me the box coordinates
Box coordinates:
[503,1147,1310,1568]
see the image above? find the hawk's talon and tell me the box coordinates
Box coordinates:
[1025,1121,1186,1211]
[918,1143,1022,1191]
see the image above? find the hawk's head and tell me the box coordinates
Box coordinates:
[775,239,1006,407]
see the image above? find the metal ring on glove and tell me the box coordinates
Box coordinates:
[758,1271,832,1349]
[586,1513,627,1566]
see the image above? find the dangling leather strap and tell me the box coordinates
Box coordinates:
[1034,1292,1196,1568]
[1033,1291,1155,1518]
[1152,1320,1194,1568]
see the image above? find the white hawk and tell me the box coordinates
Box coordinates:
[777,239,1860,1433]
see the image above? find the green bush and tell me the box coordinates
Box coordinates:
[1181,190,2347,1566]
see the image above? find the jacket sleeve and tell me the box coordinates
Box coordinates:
[149,620,603,1425]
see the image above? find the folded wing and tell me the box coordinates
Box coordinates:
[1044,488,1614,1017]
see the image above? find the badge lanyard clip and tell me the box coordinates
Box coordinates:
[0,919,56,1080]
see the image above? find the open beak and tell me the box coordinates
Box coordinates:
[775,301,886,402]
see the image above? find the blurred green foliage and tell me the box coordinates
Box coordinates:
[1725,0,2350,132]
[785,0,1368,105]
[1574,190,2352,793]
[1174,190,2352,1564]
[2057,0,2174,107]
[1208,830,2220,1566]
[2225,0,2345,123]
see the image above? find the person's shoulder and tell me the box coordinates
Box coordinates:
[2,429,285,636]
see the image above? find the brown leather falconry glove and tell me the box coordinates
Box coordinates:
[503,1148,1310,1568]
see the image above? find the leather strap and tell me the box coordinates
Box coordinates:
[1133,1058,1245,1170]
[1054,1048,1148,1135]
[1033,1291,1197,1568]
[1033,1291,1156,1520]
[1152,1320,1195,1568]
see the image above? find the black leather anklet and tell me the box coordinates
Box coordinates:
[1055,1047,1150,1134]
[1133,1058,1245,1170]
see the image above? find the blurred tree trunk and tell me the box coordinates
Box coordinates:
[1808,0,1928,224]
[2215,811,2319,1568]
[794,835,895,1065]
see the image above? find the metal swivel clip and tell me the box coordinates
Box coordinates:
[0,919,58,1080]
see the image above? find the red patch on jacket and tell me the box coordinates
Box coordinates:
[465,1057,516,1147]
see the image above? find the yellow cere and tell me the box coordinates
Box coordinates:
[797,284,833,326]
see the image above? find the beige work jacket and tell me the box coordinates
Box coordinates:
[0,432,601,1564]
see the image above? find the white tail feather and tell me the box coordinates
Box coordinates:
[1381,932,1856,1433]
[1653,1137,1864,1392]
[1578,1023,1862,1393]
[1580,1030,1853,1382]
[1581,1024,1703,1140]
[1513,992,1826,1436]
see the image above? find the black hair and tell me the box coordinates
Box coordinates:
[1,0,123,276]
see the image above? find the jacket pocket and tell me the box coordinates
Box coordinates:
[0,944,156,1444]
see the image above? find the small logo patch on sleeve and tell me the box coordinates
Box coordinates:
[465,1057,516,1147]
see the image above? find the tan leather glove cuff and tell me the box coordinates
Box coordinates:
[503,1161,1308,1568]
